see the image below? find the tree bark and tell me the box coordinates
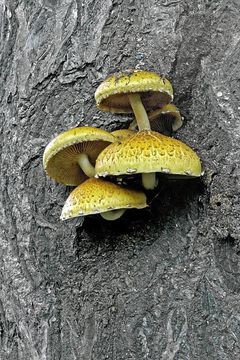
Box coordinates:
[1,0,240,359]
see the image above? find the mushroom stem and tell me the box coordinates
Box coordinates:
[128,119,137,130]
[128,93,151,131]
[142,173,158,190]
[100,209,126,221]
[77,153,95,178]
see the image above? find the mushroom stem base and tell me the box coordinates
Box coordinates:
[142,173,158,190]
[100,209,126,221]
[77,153,95,178]
[128,93,151,131]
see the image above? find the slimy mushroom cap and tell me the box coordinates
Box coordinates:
[95,69,173,113]
[60,178,147,220]
[43,127,115,186]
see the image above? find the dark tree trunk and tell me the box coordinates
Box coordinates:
[1,0,240,359]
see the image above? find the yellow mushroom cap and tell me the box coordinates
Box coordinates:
[95,69,173,113]
[111,129,136,141]
[95,130,202,178]
[60,178,147,220]
[149,104,183,132]
[43,127,116,186]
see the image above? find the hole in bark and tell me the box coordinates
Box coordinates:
[220,234,235,246]
[214,234,240,293]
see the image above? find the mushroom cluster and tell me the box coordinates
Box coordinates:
[43,69,202,221]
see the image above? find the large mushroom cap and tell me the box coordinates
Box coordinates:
[95,130,202,178]
[61,178,147,220]
[95,69,173,113]
[43,127,116,186]
[149,104,183,132]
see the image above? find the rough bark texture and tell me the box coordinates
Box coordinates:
[1,0,240,359]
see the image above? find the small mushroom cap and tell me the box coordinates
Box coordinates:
[61,178,147,220]
[96,130,202,178]
[95,69,173,113]
[149,104,183,132]
[129,104,182,133]
[111,129,136,141]
[43,127,116,186]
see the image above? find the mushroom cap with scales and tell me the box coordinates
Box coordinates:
[60,178,147,220]
[43,126,116,186]
[95,130,202,178]
[95,69,173,113]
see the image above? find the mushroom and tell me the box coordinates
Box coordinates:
[43,126,116,186]
[95,69,173,131]
[60,178,147,221]
[95,130,202,190]
[129,104,183,134]
[111,129,136,141]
